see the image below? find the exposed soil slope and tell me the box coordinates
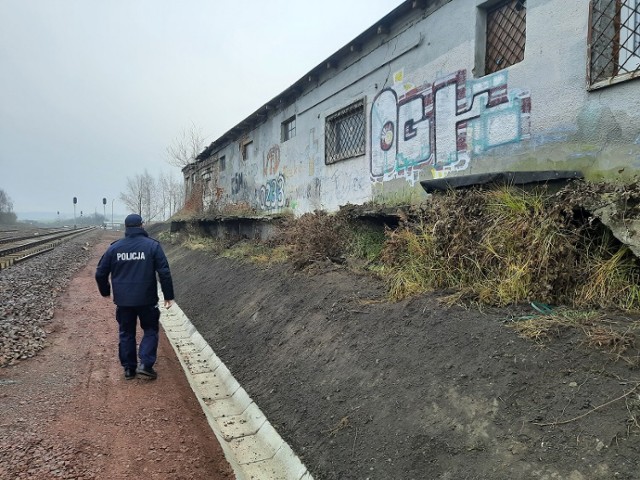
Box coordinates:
[164,239,640,480]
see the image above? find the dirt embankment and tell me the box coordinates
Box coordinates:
[164,238,640,480]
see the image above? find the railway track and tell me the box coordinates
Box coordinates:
[0,227,96,269]
[0,227,70,245]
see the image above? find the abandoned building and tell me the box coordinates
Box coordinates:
[182,0,640,216]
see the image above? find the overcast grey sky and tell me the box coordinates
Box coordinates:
[0,0,402,218]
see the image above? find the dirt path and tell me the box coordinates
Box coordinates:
[0,234,234,479]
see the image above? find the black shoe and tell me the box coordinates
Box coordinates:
[136,365,158,380]
[124,368,136,380]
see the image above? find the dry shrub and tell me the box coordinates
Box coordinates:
[473,187,580,306]
[380,182,640,309]
[381,185,581,304]
[283,211,348,268]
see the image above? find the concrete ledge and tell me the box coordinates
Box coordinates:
[159,296,313,480]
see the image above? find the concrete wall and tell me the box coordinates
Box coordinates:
[185,0,640,215]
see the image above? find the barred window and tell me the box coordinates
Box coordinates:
[485,0,527,75]
[325,99,365,165]
[589,0,640,89]
[281,116,296,142]
[219,155,226,172]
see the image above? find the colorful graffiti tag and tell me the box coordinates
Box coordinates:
[264,145,281,176]
[370,69,531,183]
[257,173,286,210]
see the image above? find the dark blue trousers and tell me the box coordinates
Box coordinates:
[115,305,160,370]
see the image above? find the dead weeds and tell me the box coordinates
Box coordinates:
[380,181,640,311]
[507,308,640,364]
[174,179,640,359]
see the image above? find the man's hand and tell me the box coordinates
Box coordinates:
[164,299,174,309]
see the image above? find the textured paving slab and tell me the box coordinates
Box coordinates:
[159,296,313,480]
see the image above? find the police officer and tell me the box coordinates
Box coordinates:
[95,213,175,380]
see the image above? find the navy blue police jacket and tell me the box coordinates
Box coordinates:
[95,227,175,307]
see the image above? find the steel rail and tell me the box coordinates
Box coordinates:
[0,228,71,245]
[0,227,96,270]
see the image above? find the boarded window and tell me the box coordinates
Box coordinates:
[325,99,365,164]
[485,0,527,75]
[589,0,640,88]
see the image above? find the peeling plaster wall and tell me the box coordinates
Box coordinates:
[187,0,640,215]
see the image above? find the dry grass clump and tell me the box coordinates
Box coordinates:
[182,234,225,253]
[381,222,454,299]
[508,309,599,342]
[380,186,581,305]
[508,309,639,362]
[379,182,640,311]
[582,324,636,357]
[576,241,640,310]
[221,241,288,265]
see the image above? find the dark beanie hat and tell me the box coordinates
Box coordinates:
[124,214,143,227]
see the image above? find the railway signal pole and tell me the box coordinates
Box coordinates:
[73,197,77,229]
[102,198,106,229]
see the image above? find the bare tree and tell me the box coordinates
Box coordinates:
[0,188,16,224]
[166,123,207,168]
[159,171,185,219]
[0,189,13,213]
[158,172,170,220]
[119,170,159,221]
[169,174,185,217]
[121,170,178,222]
[120,174,145,215]
[140,170,158,222]
[121,170,185,223]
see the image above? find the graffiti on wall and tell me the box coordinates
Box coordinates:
[231,172,245,195]
[264,145,281,176]
[330,170,366,197]
[305,177,322,201]
[257,173,286,210]
[370,69,531,183]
